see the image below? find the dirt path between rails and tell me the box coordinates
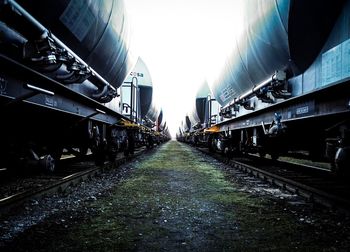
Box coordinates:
[3,141,350,251]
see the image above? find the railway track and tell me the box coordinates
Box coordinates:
[196,146,350,212]
[0,146,151,214]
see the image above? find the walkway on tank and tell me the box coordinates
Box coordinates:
[4,141,350,251]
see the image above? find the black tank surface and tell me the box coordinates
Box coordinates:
[209,0,345,106]
[183,115,191,133]
[157,109,167,132]
[189,81,211,130]
[15,0,133,89]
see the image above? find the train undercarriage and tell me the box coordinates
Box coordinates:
[0,55,163,172]
[186,80,350,175]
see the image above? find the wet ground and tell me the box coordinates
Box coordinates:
[1,140,350,251]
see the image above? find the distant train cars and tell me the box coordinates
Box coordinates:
[121,58,170,150]
[178,0,350,174]
[0,0,169,171]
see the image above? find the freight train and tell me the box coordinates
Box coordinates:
[0,0,170,172]
[178,0,350,175]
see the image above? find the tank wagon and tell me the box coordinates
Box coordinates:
[180,0,350,174]
[177,115,193,142]
[0,0,169,172]
[121,57,170,149]
[180,81,220,145]
[155,109,171,142]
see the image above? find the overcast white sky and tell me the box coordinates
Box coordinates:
[124,0,242,137]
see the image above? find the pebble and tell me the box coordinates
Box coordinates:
[88,196,97,201]
[0,156,140,242]
[31,200,39,206]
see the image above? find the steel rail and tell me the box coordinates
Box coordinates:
[0,146,149,214]
[196,147,350,212]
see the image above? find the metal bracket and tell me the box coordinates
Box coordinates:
[3,83,54,107]
[220,70,289,118]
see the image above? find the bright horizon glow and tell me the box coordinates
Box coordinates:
[125,0,243,137]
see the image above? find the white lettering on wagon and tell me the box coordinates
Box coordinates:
[296,106,309,115]
[45,96,57,107]
[0,76,7,94]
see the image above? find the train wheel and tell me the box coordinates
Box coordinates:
[146,135,154,149]
[93,140,106,166]
[48,146,63,162]
[123,139,130,157]
[332,147,350,176]
[39,154,56,173]
[108,148,117,162]
[331,160,343,176]
[128,133,135,155]
[224,147,233,159]
[330,161,338,175]
[124,138,135,157]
